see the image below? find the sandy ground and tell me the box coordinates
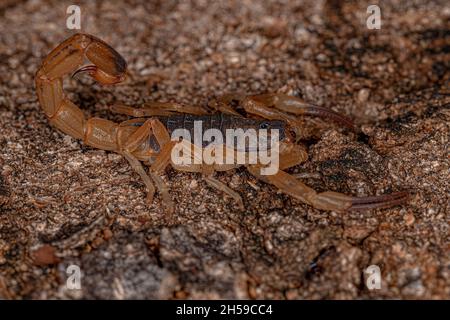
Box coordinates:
[0,0,448,299]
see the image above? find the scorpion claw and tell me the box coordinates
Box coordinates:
[349,191,409,210]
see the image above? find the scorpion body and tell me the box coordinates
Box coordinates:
[35,33,408,213]
[129,113,285,151]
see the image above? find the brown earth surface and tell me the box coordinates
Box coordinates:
[0,0,448,299]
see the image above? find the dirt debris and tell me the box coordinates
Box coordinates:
[0,0,448,299]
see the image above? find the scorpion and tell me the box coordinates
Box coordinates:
[35,33,408,213]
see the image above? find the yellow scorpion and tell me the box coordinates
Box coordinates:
[35,33,408,213]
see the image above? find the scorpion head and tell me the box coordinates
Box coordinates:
[216,116,287,152]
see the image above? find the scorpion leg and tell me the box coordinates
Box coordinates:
[151,141,177,172]
[123,151,155,203]
[143,102,209,115]
[111,104,176,117]
[146,118,176,213]
[170,140,244,208]
[202,165,244,209]
[278,141,309,170]
[203,175,244,209]
[148,171,173,214]
[120,119,156,203]
[119,117,175,212]
[111,101,209,117]
[208,93,245,116]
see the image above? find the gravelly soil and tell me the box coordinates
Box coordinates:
[0,0,448,299]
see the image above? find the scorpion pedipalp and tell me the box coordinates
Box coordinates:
[242,93,357,131]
